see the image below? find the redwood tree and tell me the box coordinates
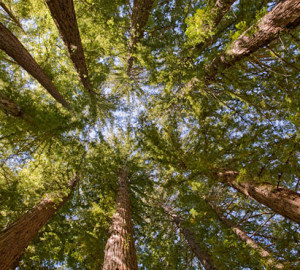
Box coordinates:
[0,176,79,270]
[163,205,217,270]
[204,0,300,83]
[207,199,284,269]
[0,23,70,109]
[0,0,300,268]
[45,0,93,96]
[217,170,300,224]
[103,168,138,270]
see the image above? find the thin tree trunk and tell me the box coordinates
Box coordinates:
[217,170,300,224]
[162,205,217,270]
[0,92,22,118]
[127,0,154,75]
[0,2,24,31]
[207,200,284,269]
[205,0,300,83]
[45,0,93,96]
[0,176,79,270]
[0,92,33,124]
[103,169,138,270]
[193,0,236,52]
[0,22,70,109]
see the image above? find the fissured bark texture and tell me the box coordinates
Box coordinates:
[205,0,300,82]
[45,0,93,95]
[0,177,78,270]
[103,169,138,270]
[0,23,69,109]
[218,171,300,224]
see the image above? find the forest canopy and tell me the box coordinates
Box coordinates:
[0,0,300,269]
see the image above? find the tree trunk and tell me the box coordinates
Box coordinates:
[205,0,300,83]
[162,205,217,270]
[194,0,236,52]
[103,169,138,270]
[0,92,22,118]
[0,92,33,124]
[0,176,79,270]
[45,0,93,96]
[0,22,70,109]
[207,200,284,269]
[0,2,24,31]
[217,171,300,224]
[127,0,154,75]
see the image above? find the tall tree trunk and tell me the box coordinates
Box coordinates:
[0,176,79,270]
[0,92,33,124]
[207,200,284,269]
[0,23,70,109]
[127,0,154,75]
[103,169,138,270]
[162,205,217,270]
[45,0,93,96]
[217,171,300,224]
[205,0,300,83]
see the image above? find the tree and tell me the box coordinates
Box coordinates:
[206,199,284,269]
[0,176,79,270]
[0,0,300,268]
[45,0,93,96]
[0,23,70,109]
[204,0,300,83]
[127,0,155,75]
[217,170,300,224]
[103,168,138,270]
[162,205,217,270]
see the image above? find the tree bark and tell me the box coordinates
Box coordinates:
[127,0,154,75]
[207,200,284,269]
[162,205,217,270]
[205,0,300,83]
[0,176,79,270]
[103,169,138,270]
[0,92,22,118]
[217,170,300,224]
[0,92,33,124]
[0,22,70,109]
[194,0,236,52]
[0,2,24,31]
[45,0,93,96]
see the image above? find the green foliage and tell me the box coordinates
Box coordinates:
[185,7,216,46]
[0,0,300,269]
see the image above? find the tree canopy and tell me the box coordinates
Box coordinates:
[0,0,299,269]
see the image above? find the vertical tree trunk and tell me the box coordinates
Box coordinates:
[0,176,79,270]
[127,0,154,75]
[103,169,138,270]
[217,171,300,224]
[207,200,284,269]
[45,0,93,96]
[205,0,300,83]
[0,23,70,109]
[162,205,217,270]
